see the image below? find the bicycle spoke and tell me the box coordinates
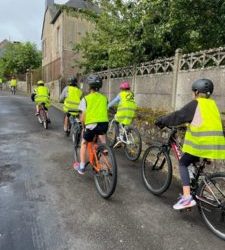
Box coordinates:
[94,144,117,199]
[141,145,172,195]
[124,127,142,161]
[198,173,225,240]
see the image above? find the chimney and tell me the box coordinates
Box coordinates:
[45,0,54,9]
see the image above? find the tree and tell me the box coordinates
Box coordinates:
[0,42,42,78]
[73,0,225,72]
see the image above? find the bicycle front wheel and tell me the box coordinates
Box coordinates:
[141,145,172,195]
[106,120,118,147]
[124,126,142,161]
[94,144,117,199]
[198,173,225,240]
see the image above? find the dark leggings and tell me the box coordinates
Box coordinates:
[179,153,199,186]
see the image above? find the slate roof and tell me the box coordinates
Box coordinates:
[42,0,99,38]
[65,0,99,13]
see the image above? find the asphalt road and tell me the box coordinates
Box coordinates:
[0,91,225,250]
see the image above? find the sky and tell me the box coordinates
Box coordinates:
[0,0,67,49]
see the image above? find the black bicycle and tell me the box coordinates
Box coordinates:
[141,126,225,240]
[70,115,82,162]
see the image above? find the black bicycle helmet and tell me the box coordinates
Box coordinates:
[192,79,214,96]
[67,76,77,86]
[86,74,102,89]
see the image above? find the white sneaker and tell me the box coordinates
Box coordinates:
[173,195,196,210]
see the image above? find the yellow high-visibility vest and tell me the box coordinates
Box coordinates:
[183,97,225,159]
[63,86,82,115]
[84,92,108,125]
[34,86,50,108]
[115,90,137,125]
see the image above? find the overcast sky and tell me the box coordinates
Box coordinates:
[0,0,67,49]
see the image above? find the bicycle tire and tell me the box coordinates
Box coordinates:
[94,144,117,199]
[65,117,71,136]
[73,124,82,162]
[40,108,48,129]
[141,144,172,195]
[106,120,118,147]
[197,172,225,240]
[124,126,142,161]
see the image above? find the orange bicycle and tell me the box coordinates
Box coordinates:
[74,134,117,199]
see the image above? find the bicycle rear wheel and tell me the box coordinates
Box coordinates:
[197,173,225,240]
[73,123,82,162]
[124,126,142,161]
[40,108,48,129]
[141,145,172,195]
[106,120,118,147]
[94,144,117,199]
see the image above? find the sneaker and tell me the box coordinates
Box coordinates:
[173,195,196,210]
[73,162,85,175]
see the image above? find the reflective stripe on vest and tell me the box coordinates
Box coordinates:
[182,97,225,159]
[85,92,108,125]
[115,91,137,125]
[63,86,82,115]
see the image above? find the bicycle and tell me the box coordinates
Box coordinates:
[106,118,142,161]
[141,126,225,240]
[74,128,117,199]
[37,103,50,129]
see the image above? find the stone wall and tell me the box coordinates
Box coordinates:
[91,47,225,113]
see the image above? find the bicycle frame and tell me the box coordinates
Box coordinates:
[110,118,134,147]
[87,141,111,174]
[164,128,225,208]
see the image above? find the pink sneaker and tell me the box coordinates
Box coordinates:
[73,162,79,170]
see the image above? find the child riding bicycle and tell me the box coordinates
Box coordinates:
[108,81,137,137]
[31,80,51,121]
[59,77,83,133]
[73,74,109,175]
[10,76,17,92]
[155,78,225,210]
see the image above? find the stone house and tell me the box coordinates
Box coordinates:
[42,0,98,90]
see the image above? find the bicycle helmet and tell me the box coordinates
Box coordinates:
[86,74,102,89]
[67,76,77,86]
[120,81,130,90]
[192,79,214,96]
[37,80,44,85]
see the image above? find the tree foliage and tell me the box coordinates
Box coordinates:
[73,0,225,72]
[0,42,42,78]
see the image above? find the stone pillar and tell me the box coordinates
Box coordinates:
[26,69,32,94]
[171,48,182,110]
[132,64,137,94]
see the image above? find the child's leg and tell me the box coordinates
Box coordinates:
[98,134,106,144]
[64,115,69,131]
[173,153,199,210]
[179,153,199,197]
[80,139,87,165]
[36,104,39,113]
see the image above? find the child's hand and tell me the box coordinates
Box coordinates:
[155,117,165,129]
